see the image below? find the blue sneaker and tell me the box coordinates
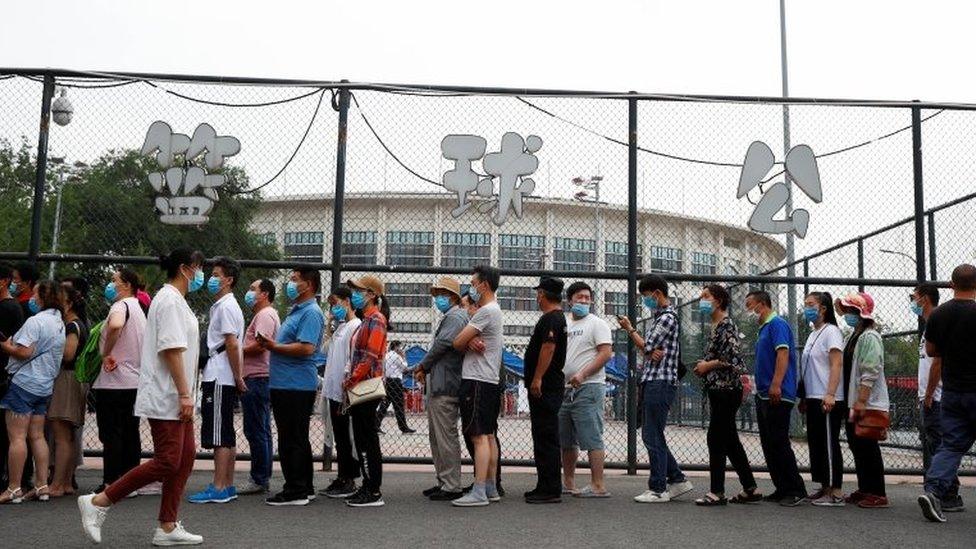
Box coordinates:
[223,486,238,502]
[188,484,220,504]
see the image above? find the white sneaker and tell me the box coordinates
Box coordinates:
[152,522,203,546]
[668,480,694,499]
[78,494,108,544]
[634,490,671,503]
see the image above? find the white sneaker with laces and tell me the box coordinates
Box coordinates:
[668,480,694,499]
[152,522,203,546]
[78,494,108,544]
[634,490,671,503]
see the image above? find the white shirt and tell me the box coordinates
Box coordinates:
[134,284,200,420]
[918,334,942,402]
[384,351,407,380]
[323,318,361,403]
[202,293,245,386]
[800,323,845,401]
[564,313,612,386]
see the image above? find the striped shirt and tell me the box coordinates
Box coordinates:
[346,306,388,386]
[641,306,680,385]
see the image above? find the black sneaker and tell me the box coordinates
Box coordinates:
[401,428,417,434]
[525,492,561,504]
[943,494,965,513]
[323,478,358,499]
[265,492,310,507]
[763,491,784,503]
[423,485,441,498]
[919,492,947,523]
[524,489,538,499]
[429,490,464,501]
[346,489,385,507]
[779,495,807,507]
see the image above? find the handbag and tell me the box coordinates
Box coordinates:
[345,375,386,408]
[855,409,891,441]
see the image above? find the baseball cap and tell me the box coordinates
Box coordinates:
[532,277,564,297]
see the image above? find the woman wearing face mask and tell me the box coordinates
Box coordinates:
[692,284,758,506]
[0,280,66,504]
[79,248,206,546]
[93,269,148,493]
[835,292,889,509]
[799,292,846,506]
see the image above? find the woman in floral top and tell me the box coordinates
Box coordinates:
[692,284,759,506]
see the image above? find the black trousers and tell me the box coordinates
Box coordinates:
[805,399,845,489]
[94,389,142,486]
[755,398,805,497]
[706,389,756,495]
[845,419,886,496]
[329,399,359,481]
[528,390,562,495]
[376,378,410,432]
[350,400,383,493]
[270,389,315,498]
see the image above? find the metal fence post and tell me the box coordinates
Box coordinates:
[330,83,351,290]
[626,94,638,476]
[856,239,864,292]
[802,260,809,298]
[927,211,937,281]
[28,75,56,265]
[911,102,927,284]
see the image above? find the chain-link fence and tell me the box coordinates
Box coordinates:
[1,68,974,474]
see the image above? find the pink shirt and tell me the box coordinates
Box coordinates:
[243,306,281,378]
[94,297,147,390]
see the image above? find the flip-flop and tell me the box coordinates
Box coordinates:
[695,493,728,506]
[574,486,611,498]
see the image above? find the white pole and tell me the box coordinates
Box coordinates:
[780,0,797,337]
[48,170,65,280]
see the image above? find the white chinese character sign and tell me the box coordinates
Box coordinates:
[737,141,822,238]
[140,121,241,225]
[442,132,542,226]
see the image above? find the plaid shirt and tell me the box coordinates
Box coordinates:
[346,306,388,386]
[641,306,680,385]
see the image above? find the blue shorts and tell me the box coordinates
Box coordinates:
[558,383,605,451]
[1,383,51,416]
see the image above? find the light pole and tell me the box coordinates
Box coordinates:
[573,175,604,309]
[45,87,75,278]
[779,0,798,339]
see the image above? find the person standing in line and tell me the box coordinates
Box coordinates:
[78,248,205,545]
[919,265,976,523]
[798,291,846,507]
[912,283,963,512]
[416,277,467,501]
[189,257,246,504]
[744,290,806,507]
[618,274,693,504]
[692,284,758,506]
[93,269,147,494]
[260,268,325,507]
[560,281,613,500]
[0,263,26,492]
[452,266,504,508]
[376,340,415,434]
[10,262,40,319]
[343,275,390,508]
[319,285,362,499]
[522,277,566,504]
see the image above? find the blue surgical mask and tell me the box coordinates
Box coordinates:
[331,304,347,322]
[434,295,452,314]
[187,269,205,293]
[351,290,366,310]
[286,281,300,301]
[468,286,482,306]
[911,303,923,317]
[8,282,18,297]
[571,303,590,318]
[642,296,658,310]
[104,282,118,302]
[244,290,257,309]
[28,297,40,315]
[844,313,860,328]
[207,276,222,295]
[803,306,819,324]
[699,300,714,317]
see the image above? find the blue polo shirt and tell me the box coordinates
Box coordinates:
[754,313,798,403]
[269,299,325,391]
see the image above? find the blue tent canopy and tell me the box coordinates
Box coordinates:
[605,353,629,382]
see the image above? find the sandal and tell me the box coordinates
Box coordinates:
[730,487,763,504]
[695,492,728,506]
[0,488,24,504]
[24,485,50,502]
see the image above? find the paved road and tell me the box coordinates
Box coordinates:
[1,469,972,547]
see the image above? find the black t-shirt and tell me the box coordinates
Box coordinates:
[63,319,89,371]
[522,310,567,393]
[925,298,976,393]
[0,296,25,376]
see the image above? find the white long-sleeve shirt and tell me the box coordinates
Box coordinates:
[384,351,407,380]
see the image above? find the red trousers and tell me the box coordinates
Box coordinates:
[104,418,196,523]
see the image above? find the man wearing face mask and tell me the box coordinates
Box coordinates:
[236,279,280,496]
[259,268,325,507]
[10,262,39,319]
[416,277,467,501]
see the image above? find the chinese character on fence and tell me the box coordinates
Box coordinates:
[441,132,543,226]
[737,141,822,238]
[140,121,241,225]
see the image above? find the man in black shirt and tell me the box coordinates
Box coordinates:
[919,264,976,523]
[523,277,567,504]
[0,263,26,488]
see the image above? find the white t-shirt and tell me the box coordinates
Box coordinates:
[564,313,613,386]
[322,318,360,403]
[202,293,245,386]
[918,334,942,402]
[462,301,503,384]
[134,284,200,420]
[800,323,845,401]
[384,352,407,380]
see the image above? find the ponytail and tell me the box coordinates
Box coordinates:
[378,294,392,332]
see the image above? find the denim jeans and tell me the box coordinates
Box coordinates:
[641,380,686,493]
[919,400,960,497]
[241,377,273,487]
[924,391,976,500]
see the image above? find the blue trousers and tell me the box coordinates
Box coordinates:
[241,377,273,487]
[641,380,686,492]
[924,391,976,500]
